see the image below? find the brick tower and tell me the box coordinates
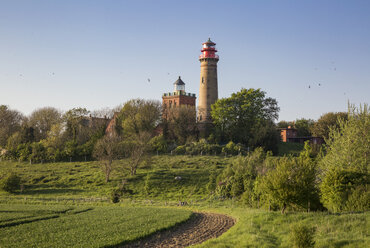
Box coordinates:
[162,76,196,120]
[197,38,219,128]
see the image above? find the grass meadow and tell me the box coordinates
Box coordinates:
[0,154,369,247]
[0,204,192,248]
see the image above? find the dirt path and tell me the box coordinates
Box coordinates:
[123,212,235,248]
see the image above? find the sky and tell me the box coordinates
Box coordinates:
[1,0,369,121]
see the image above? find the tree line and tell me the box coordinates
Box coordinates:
[0,88,351,164]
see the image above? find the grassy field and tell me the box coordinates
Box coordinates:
[0,203,192,248]
[0,155,233,201]
[1,155,369,247]
[192,206,369,248]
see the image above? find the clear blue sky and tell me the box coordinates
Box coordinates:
[1,0,369,121]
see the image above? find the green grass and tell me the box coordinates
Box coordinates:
[192,207,369,248]
[1,156,369,247]
[0,203,192,248]
[0,155,232,201]
[277,142,304,156]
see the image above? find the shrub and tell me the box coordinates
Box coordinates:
[149,135,168,153]
[1,173,21,193]
[319,104,369,212]
[206,172,217,194]
[290,223,316,248]
[110,188,121,203]
[174,145,186,155]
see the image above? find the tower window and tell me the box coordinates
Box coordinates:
[202,77,204,84]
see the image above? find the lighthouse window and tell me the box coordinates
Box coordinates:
[201,77,204,84]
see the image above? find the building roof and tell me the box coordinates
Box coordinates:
[203,38,216,45]
[173,76,185,86]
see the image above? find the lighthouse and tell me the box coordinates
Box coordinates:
[197,38,219,128]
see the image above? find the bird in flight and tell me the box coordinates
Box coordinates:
[318,83,321,86]
[308,85,311,89]
[147,78,151,82]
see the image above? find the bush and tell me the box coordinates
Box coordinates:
[319,104,369,212]
[1,173,21,193]
[149,135,168,153]
[290,223,316,248]
[174,145,186,155]
[110,188,121,203]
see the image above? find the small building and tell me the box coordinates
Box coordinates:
[280,126,324,145]
[162,76,196,120]
[280,126,298,142]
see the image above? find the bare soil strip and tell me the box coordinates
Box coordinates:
[123,212,235,248]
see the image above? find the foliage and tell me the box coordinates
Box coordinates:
[294,118,315,137]
[311,112,348,139]
[0,173,21,193]
[277,142,304,156]
[290,222,316,248]
[149,134,168,153]
[222,141,243,155]
[319,104,369,212]
[214,147,270,203]
[163,105,197,145]
[211,88,279,151]
[120,99,161,135]
[0,105,24,147]
[63,107,90,142]
[28,107,62,141]
[174,139,223,155]
[259,143,319,213]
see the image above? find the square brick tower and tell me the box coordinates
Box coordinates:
[162,76,196,120]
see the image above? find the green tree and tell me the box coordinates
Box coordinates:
[120,99,161,135]
[259,143,318,213]
[0,173,21,193]
[164,105,197,145]
[277,120,293,128]
[211,88,279,150]
[28,107,62,141]
[311,112,348,139]
[0,105,24,147]
[319,104,369,212]
[294,118,315,137]
[63,107,89,142]
[149,134,168,153]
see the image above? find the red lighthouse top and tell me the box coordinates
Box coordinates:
[199,38,219,60]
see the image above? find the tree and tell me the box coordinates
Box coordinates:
[211,88,279,149]
[294,118,315,137]
[1,173,21,193]
[122,132,152,175]
[0,105,24,147]
[120,99,161,135]
[277,120,293,128]
[93,135,123,182]
[311,112,348,139]
[259,143,318,213]
[319,104,369,212]
[28,107,62,141]
[164,105,197,145]
[63,107,89,143]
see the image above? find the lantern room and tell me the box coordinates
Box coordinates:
[199,38,219,59]
[173,76,185,94]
